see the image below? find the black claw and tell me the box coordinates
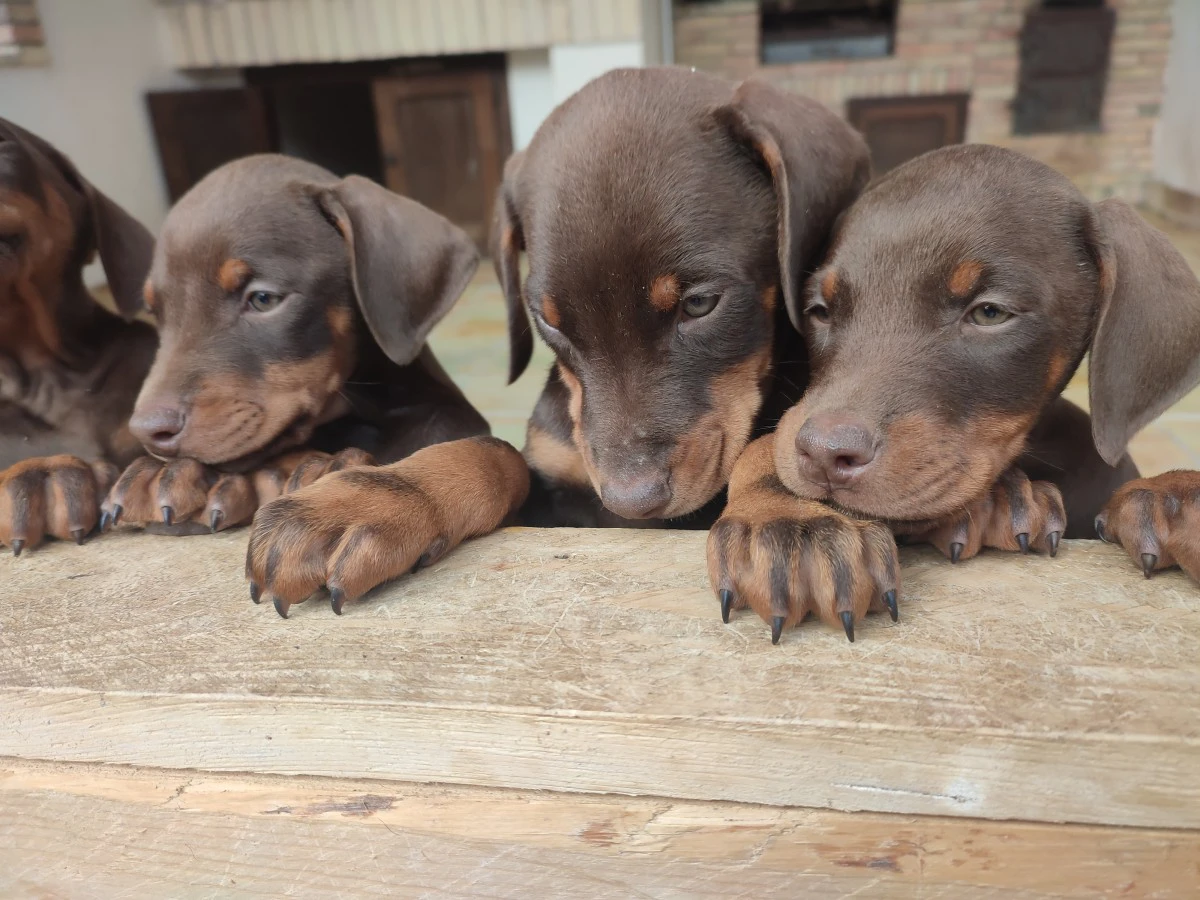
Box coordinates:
[249,582,262,604]
[950,542,963,564]
[71,528,85,546]
[1094,516,1106,541]
[209,509,224,533]
[1017,532,1030,554]
[883,590,898,622]
[1048,532,1060,558]
[840,610,855,643]
[273,596,289,619]
[12,539,24,557]
[771,616,785,645]
[330,588,345,616]
[161,506,173,526]
[111,504,123,526]
[719,589,734,624]
[99,511,112,532]
[1141,553,1158,579]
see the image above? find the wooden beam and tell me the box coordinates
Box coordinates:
[3,529,1199,830]
[3,759,1197,898]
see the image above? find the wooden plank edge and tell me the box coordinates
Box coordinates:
[5,688,1198,831]
[2,758,1196,899]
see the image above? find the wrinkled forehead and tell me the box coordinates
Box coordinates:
[153,189,338,288]
[0,142,45,202]
[830,179,1084,293]
[526,159,774,296]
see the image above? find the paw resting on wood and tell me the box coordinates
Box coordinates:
[707,436,899,645]
[913,467,1066,564]
[100,448,373,535]
[0,455,119,554]
[1096,471,1200,583]
[245,436,529,619]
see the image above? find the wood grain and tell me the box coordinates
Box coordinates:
[2,529,1199,830]
[3,759,1197,899]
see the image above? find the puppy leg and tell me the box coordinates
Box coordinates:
[707,435,900,644]
[245,436,529,618]
[914,467,1067,563]
[100,448,376,535]
[1096,471,1200,583]
[0,455,118,553]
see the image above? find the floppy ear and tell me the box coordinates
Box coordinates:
[491,151,533,385]
[79,180,155,320]
[315,175,480,367]
[0,118,154,320]
[1088,198,1200,465]
[712,80,871,330]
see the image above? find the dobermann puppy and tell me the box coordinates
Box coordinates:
[0,118,156,554]
[243,67,870,616]
[709,144,1200,643]
[93,154,490,541]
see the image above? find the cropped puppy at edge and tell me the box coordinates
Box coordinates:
[0,118,156,555]
[244,66,871,617]
[95,154,491,543]
[710,144,1200,643]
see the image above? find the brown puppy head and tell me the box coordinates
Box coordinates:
[0,118,152,363]
[773,144,1200,525]
[133,155,478,470]
[494,67,869,519]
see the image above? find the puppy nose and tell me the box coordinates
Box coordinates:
[600,473,672,520]
[794,413,877,486]
[129,406,186,457]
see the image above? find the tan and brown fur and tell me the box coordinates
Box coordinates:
[243,67,871,613]
[100,154,491,539]
[0,118,157,554]
[711,144,1200,642]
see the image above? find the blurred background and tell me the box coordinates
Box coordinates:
[1,0,1196,465]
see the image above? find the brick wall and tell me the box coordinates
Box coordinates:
[0,0,47,67]
[673,0,1172,202]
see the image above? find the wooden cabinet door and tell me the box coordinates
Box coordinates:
[847,94,970,176]
[372,72,506,251]
[146,88,274,203]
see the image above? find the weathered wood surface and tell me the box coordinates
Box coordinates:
[2,529,1199,832]
[3,758,1197,899]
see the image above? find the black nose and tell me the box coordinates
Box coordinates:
[129,406,186,457]
[794,413,877,486]
[600,472,672,520]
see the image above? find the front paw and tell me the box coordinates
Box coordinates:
[101,456,255,534]
[0,455,119,554]
[707,485,899,644]
[918,467,1066,563]
[246,437,529,618]
[99,448,375,535]
[1096,471,1200,582]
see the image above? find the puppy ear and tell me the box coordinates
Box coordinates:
[491,151,533,385]
[1088,199,1200,465]
[80,182,156,321]
[316,175,479,367]
[713,80,871,330]
[0,119,154,320]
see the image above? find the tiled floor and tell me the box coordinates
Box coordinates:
[430,209,1200,475]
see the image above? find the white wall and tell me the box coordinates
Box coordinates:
[0,0,237,246]
[505,49,555,152]
[549,41,645,105]
[1153,0,1200,195]
[505,40,647,153]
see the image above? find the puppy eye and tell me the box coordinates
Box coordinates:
[806,302,831,324]
[968,303,1013,326]
[0,232,23,254]
[682,293,719,318]
[245,290,285,313]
